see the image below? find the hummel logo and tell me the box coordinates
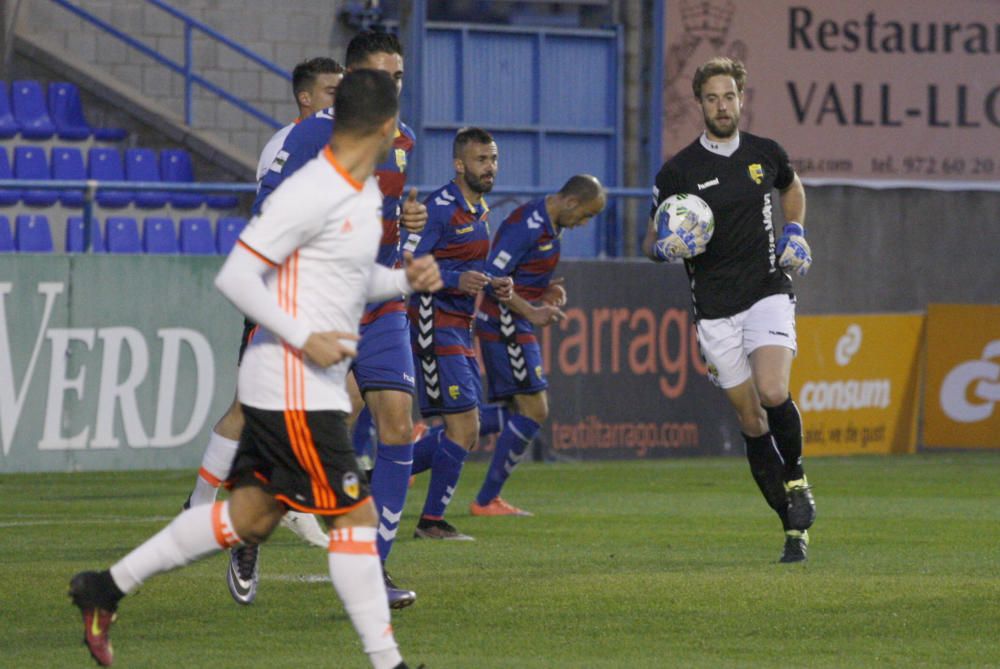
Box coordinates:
[697,178,719,190]
[768,330,789,337]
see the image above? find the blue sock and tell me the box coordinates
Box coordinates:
[371,442,413,561]
[476,414,539,506]
[421,435,468,519]
[351,405,375,462]
[478,403,508,437]
[411,427,441,475]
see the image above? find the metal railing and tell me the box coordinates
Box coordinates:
[49,0,290,129]
[0,180,651,256]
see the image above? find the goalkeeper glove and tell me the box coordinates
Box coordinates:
[653,229,700,262]
[776,222,812,276]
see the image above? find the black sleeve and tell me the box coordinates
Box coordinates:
[771,140,795,191]
[649,162,685,218]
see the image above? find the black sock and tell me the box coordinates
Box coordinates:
[97,570,126,610]
[744,432,790,530]
[764,395,805,481]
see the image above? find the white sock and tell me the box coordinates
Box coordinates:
[327,526,401,669]
[110,501,241,594]
[189,433,239,506]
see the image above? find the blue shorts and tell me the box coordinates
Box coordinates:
[352,310,415,394]
[414,352,482,417]
[480,337,547,401]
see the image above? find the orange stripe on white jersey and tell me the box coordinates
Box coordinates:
[211,501,241,548]
[328,526,378,555]
[198,467,223,488]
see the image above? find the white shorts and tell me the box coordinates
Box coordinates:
[696,293,797,389]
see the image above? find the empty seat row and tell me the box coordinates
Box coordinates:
[0,146,239,209]
[0,80,127,141]
[0,214,247,255]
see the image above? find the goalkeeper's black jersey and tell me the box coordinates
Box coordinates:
[651,131,796,320]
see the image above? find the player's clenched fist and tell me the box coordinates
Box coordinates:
[403,251,443,292]
[302,331,360,367]
[540,277,567,306]
[400,187,427,232]
[490,275,514,302]
[456,270,490,295]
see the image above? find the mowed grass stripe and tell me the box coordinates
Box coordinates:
[1,453,997,668]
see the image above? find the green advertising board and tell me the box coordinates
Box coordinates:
[0,255,241,472]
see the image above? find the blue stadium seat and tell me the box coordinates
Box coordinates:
[51,146,87,207]
[125,148,167,209]
[142,216,178,254]
[105,216,141,253]
[66,216,105,253]
[11,80,55,139]
[159,149,205,209]
[206,191,240,210]
[87,147,130,208]
[14,146,58,207]
[48,82,92,141]
[179,217,215,255]
[0,83,19,138]
[0,147,21,206]
[14,214,53,252]
[215,216,247,254]
[0,215,13,252]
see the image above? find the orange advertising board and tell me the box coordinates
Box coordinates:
[923,304,1000,448]
[791,314,924,456]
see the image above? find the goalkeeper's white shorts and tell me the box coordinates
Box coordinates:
[696,293,797,389]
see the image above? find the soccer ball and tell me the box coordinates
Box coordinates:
[654,193,715,256]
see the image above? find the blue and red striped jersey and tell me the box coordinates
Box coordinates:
[403,181,490,353]
[477,198,561,339]
[252,107,416,323]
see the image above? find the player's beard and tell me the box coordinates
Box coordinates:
[704,110,739,139]
[463,171,495,194]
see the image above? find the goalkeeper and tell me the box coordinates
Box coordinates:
[642,56,816,564]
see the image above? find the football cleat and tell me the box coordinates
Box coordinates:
[413,518,474,541]
[785,477,816,531]
[280,511,329,549]
[383,569,416,610]
[469,497,534,517]
[779,530,809,563]
[69,571,119,667]
[226,544,260,605]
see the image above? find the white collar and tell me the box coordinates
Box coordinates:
[700,131,740,157]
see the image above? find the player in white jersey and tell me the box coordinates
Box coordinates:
[186,56,344,562]
[68,70,438,669]
[255,57,343,183]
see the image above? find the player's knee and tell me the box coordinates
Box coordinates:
[758,384,790,408]
[738,407,768,435]
[376,415,414,444]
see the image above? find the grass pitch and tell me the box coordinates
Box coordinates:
[2,452,998,668]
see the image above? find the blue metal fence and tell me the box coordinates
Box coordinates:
[49,0,290,129]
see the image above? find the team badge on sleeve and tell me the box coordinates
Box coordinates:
[493,250,512,270]
[395,148,407,171]
[748,163,764,184]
